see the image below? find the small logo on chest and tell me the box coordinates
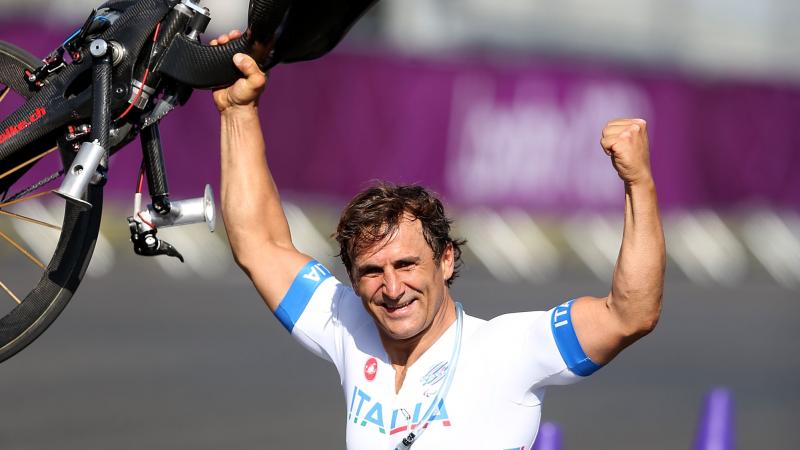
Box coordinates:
[420,361,448,387]
[364,357,378,381]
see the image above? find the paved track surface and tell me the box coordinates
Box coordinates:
[1,255,798,450]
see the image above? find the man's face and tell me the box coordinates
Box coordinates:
[351,216,454,342]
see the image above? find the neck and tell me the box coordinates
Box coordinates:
[381,296,457,368]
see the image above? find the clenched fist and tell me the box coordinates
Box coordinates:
[600,118,653,186]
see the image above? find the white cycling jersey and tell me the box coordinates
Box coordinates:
[274,261,601,450]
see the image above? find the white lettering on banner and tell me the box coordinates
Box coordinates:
[446,77,654,207]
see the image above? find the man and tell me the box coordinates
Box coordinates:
[212,31,665,449]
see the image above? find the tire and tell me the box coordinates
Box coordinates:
[0,41,103,363]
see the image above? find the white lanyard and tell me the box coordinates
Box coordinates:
[394,302,464,450]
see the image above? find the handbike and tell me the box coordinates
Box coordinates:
[0,0,377,363]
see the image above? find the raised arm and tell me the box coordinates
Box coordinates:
[570,118,665,365]
[213,31,311,312]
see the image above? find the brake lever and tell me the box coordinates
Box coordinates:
[128,220,185,263]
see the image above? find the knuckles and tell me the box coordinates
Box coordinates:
[603,118,647,130]
[600,118,650,156]
[601,118,648,143]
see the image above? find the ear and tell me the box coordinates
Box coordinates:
[440,243,455,281]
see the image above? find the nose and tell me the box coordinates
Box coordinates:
[382,267,405,301]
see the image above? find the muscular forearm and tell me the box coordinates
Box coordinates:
[220,106,295,265]
[571,118,663,364]
[213,46,311,311]
[608,178,665,337]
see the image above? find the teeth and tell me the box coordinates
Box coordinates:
[384,300,411,309]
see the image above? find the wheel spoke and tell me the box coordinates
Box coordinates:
[0,190,53,209]
[0,86,9,104]
[0,146,58,181]
[0,209,61,230]
[0,280,21,305]
[0,229,45,270]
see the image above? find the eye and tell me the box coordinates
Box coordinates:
[396,260,416,270]
[359,267,382,278]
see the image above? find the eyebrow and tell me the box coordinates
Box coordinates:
[356,256,421,276]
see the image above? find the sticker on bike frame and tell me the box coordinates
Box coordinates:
[0,107,47,145]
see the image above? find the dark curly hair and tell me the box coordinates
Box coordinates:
[334,183,466,287]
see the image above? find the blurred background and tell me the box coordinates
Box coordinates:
[0,0,798,449]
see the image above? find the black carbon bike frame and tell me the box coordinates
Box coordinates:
[0,0,377,203]
[0,0,376,251]
[0,0,376,362]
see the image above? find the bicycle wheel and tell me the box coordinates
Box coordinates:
[0,41,103,363]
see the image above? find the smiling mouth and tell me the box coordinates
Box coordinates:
[381,299,415,313]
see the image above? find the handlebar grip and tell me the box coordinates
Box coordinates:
[156,34,250,88]
[155,0,289,89]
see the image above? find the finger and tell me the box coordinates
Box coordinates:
[602,124,630,137]
[217,34,230,45]
[607,118,647,128]
[247,71,267,91]
[228,29,243,40]
[600,136,617,153]
[617,124,640,135]
[603,124,642,139]
[233,53,262,77]
[210,39,218,46]
[232,54,267,91]
[601,129,633,148]
[606,118,636,126]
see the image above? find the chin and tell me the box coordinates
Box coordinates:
[379,321,423,342]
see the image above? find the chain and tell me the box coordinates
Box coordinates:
[3,170,64,204]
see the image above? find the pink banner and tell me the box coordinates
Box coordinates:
[2,22,799,210]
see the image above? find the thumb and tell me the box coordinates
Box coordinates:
[233,53,267,91]
[233,53,259,76]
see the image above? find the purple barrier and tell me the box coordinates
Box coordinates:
[2,22,799,211]
[532,422,563,450]
[693,388,735,450]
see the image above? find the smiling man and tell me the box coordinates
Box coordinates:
[214,32,665,450]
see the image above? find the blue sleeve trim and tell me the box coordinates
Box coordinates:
[551,300,602,377]
[274,260,333,333]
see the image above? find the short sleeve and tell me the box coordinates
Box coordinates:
[477,301,602,402]
[549,299,603,378]
[273,260,345,369]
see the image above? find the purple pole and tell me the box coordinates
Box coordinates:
[532,422,563,450]
[693,388,735,450]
